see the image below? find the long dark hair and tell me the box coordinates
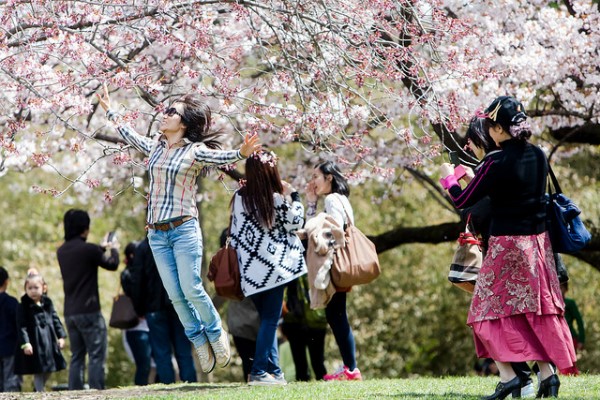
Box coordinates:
[466,117,498,154]
[239,153,283,229]
[178,95,223,149]
[316,161,350,196]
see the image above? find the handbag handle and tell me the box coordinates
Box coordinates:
[333,193,354,228]
[547,162,563,196]
[225,194,236,248]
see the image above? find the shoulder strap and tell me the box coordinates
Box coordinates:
[547,162,562,195]
[225,193,236,246]
[333,193,353,227]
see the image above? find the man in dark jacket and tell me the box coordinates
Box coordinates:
[0,267,21,392]
[56,209,119,390]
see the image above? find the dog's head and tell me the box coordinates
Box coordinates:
[303,213,345,256]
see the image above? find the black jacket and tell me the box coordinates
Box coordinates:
[122,238,173,316]
[57,237,119,316]
[0,292,19,357]
[14,295,67,374]
[449,139,548,236]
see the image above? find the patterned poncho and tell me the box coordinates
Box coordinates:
[230,191,307,296]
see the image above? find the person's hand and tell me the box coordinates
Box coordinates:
[96,83,112,112]
[577,342,584,351]
[461,166,475,183]
[23,343,33,356]
[58,338,65,349]
[101,232,120,250]
[281,180,296,196]
[305,181,318,203]
[240,133,261,157]
[439,163,455,179]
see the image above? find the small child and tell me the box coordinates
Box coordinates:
[14,269,67,392]
[0,266,22,392]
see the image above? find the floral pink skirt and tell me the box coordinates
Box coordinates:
[467,232,576,370]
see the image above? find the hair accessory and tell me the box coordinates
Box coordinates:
[509,120,531,138]
[474,108,489,119]
[255,151,278,167]
[486,101,502,122]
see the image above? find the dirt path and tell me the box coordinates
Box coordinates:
[0,383,244,400]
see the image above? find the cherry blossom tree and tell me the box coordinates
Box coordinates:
[1,0,598,265]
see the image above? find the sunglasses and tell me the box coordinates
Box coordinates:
[164,107,183,118]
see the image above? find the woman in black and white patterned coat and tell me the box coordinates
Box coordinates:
[230,152,306,386]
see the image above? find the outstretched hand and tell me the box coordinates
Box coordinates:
[240,133,261,157]
[96,83,112,112]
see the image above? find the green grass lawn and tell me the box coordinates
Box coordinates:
[12,375,600,399]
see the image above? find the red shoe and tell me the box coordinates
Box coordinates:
[323,366,362,381]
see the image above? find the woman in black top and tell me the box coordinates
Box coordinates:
[439,97,576,399]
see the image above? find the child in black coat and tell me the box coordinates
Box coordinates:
[14,269,67,392]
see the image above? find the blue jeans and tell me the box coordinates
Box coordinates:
[325,292,357,370]
[125,330,152,385]
[148,219,222,348]
[249,285,285,376]
[65,312,107,390]
[146,310,197,383]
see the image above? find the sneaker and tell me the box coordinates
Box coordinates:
[195,342,215,373]
[210,329,231,368]
[248,372,286,386]
[271,372,288,385]
[323,366,362,381]
[521,379,535,398]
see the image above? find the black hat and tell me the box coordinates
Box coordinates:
[485,96,527,127]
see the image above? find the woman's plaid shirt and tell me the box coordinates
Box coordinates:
[107,110,243,223]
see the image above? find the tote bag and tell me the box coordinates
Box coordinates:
[331,196,381,289]
[448,223,483,293]
[109,293,138,329]
[546,164,591,254]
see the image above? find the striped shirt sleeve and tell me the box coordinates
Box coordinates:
[106,110,155,156]
[192,143,244,165]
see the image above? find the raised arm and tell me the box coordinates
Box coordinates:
[192,132,261,165]
[97,84,155,156]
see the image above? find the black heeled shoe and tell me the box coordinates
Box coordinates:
[536,374,560,398]
[482,376,522,400]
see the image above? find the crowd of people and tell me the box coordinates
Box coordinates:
[0,92,588,397]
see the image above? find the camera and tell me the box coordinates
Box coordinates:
[106,231,116,243]
[448,151,466,180]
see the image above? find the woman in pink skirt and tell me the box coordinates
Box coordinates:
[439,96,576,399]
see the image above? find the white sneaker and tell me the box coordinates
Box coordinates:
[521,380,535,398]
[210,329,231,368]
[271,372,288,385]
[248,372,286,386]
[195,342,215,373]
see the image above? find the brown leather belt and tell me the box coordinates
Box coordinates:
[147,216,193,231]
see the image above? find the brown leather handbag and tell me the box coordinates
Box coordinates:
[207,204,244,301]
[109,291,138,329]
[331,198,381,289]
